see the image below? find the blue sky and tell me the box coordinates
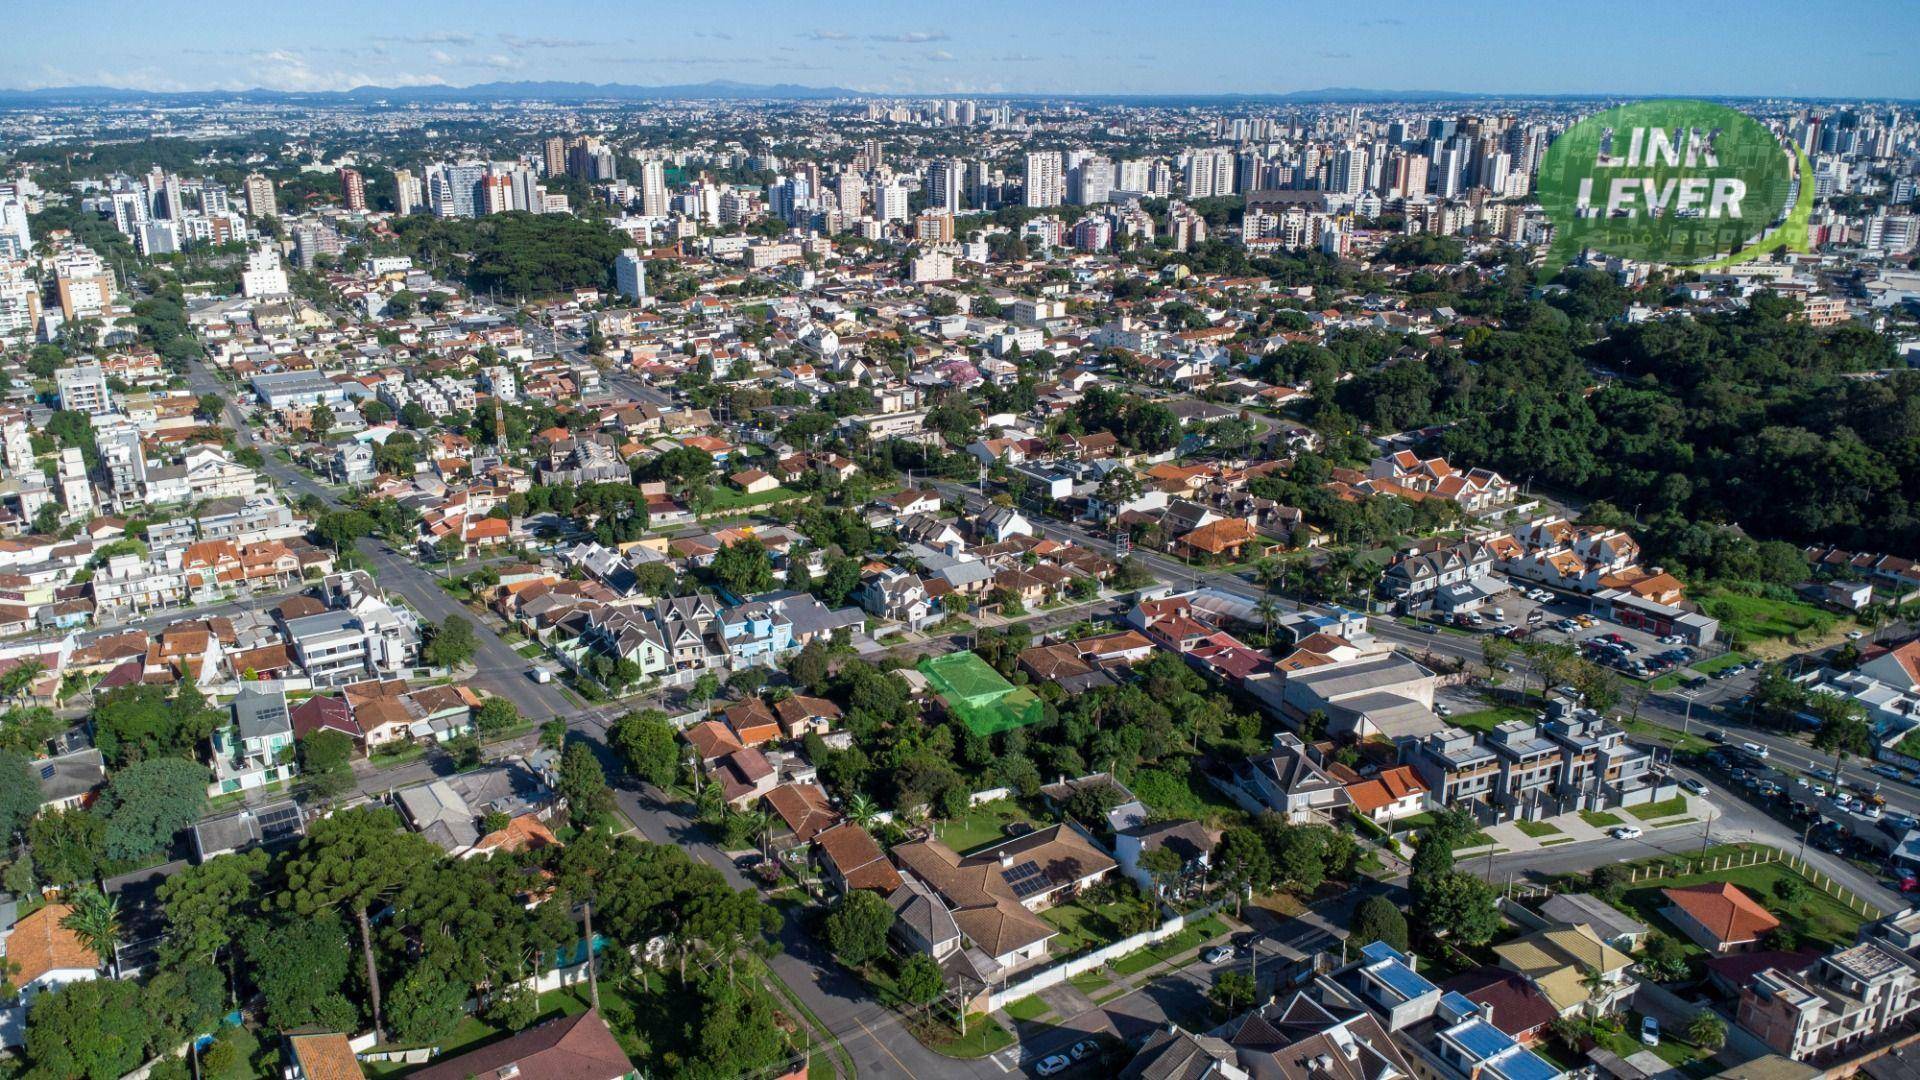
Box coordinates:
[6,0,1916,98]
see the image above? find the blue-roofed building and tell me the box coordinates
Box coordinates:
[1354,940,1442,1031]
[1422,991,1566,1080]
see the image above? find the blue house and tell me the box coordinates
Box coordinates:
[720,600,796,667]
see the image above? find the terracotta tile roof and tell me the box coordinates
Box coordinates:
[763,782,841,843]
[1345,765,1428,813]
[286,1032,367,1080]
[470,815,562,857]
[5,903,97,984]
[816,823,901,893]
[1662,881,1781,944]
[686,719,744,761]
[408,1009,632,1080]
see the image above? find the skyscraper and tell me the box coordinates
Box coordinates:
[926,159,963,214]
[1184,149,1234,198]
[1023,152,1063,208]
[392,170,422,216]
[339,167,367,212]
[639,160,669,217]
[874,183,908,223]
[543,136,568,178]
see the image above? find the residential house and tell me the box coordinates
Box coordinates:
[406,1009,634,1080]
[283,1031,366,1080]
[1663,882,1782,953]
[1226,980,1419,1080]
[1408,728,1501,812]
[1493,925,1635,1017]
[1342,765,1430,826]
[1120,1025,1248,1080]
[33,747,106,812]
[1536,893,1650,953]
[816,823,903,895]
[1113,819,1215,898]
[1379,541,1500,612]
[1236,732,1348,822]
[855,567,934,629]
[209,685,296,797]
[891,826,1115,991]
[1437,969,1560,1045]
[0,903,98,1047]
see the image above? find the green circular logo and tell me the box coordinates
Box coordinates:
[1538,99,1804,267]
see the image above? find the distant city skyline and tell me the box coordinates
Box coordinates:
[6,0,1918,100]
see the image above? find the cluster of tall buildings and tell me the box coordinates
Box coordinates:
[79,167,253,255]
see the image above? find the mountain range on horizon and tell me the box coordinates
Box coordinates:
[0,79,1861,108]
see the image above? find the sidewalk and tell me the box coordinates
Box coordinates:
[1468,795,1706,856]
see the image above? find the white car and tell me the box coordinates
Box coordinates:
[1037,1054,1072,1077]
[1848,630,1865,640]
[1611,826,1644,840]
[1681,778,1708,794]
[1741,742,1769,760]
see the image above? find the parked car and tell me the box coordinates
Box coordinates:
[1848,630,1866,641]
[1204,946,1232,964]
[1742,742,1770,759]
[1680,777,1707,795]
[1611,826,1644,840]
[1641,1016,1660,1046]
[1070,1040,1101,1062]
[1037,1054,1072,1077]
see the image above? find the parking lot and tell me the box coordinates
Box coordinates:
[1422,583,1738,684]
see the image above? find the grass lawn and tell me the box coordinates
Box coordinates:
[1581,810,1625,827]
[1068,969,1113,995]
[1447,705,1540,734]
[1041,898,1142,956]
[1627,796,1690,821]
[1515,820,1561,838]
[514,641,544,659]
[921,1015,1016,1059]
[1618,716,1715,754]
[1613,861,1868,955]
[934,799,1039,854]
[1692,651,1749,675]
[1697,587,1834,644]
[1003,996,1053,1023]
[203,1024,264,1080]
[702,484,803,511]
[1109,916,1230,975]
[1451,830,1495,850]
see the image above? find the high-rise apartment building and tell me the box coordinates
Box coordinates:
[1023,152,1063,207]
[392,170,422,216]
[339,167,366,212]
[614,248,647,300]
[926,159,963,214]
[1184,149,1235,198]
[243,173,276,220]
[639,160,669,217]
[543,135,568,178]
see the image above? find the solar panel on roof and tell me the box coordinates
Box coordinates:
[1010,875,1050,899]
[39,763,53,780]
[1451,1019,1517,1061]
[1491,1046,1563,1080]
[1371,957,1438,1000]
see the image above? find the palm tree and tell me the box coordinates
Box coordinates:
[1579,964,1610,1014]
[845,793,880,830]
[62,889,122,970]
[740,809,776,864]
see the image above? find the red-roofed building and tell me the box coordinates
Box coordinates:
[1343,765,1429,824]
[1662,881,1781,953]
